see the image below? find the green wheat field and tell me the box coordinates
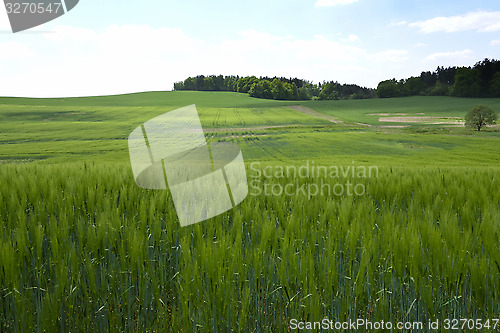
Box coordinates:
[1,92,499,331]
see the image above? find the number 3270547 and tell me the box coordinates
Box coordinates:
[5,2,63,14]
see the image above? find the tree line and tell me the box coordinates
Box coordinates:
[173,58,500,101]
[173,75,376,101]
[377,58,500,98]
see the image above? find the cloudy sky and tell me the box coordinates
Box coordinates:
[0,0,499,97]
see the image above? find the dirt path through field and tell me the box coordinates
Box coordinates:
[288,105,343,123]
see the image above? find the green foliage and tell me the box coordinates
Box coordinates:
[489,72,500,97]
[270,79,295,100]
[429,81,450,96]
[174,75,240,92]
[203,76,215,91]
[376,79,401,98]
[249,79,273,99]
[402,77,427,96]
[451,68,482,97]
[237,76,259,93]
[298,86,312,100]
[318,82,339,100]
[465,104,497,131]
[378,59,500,98]
[175,75,374,101]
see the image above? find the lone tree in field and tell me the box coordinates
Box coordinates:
[465,105,497,131]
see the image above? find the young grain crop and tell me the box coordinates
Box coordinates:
[1,162,498,331]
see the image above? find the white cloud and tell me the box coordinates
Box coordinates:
[0,41,36,60]
[389,21,408,27]
[413,43,426,48]
[0,25,378,97]
[409,11,500,33]
[372,50,409,62]
[0,24,203,97]
[424,49,474,62]
[490,40,500,46]
[44,25,96,41]
[0,25,431,97]
[315,0,359,7]
[341,34,360,43]
[215,32,365,79]
[280,35,364,62]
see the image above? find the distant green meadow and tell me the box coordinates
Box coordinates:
[0,92,499,331]
[1,92,499,164]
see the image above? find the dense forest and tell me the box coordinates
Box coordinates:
[173,75,375,100]
[377,58,500,98]
[173,58,500,101]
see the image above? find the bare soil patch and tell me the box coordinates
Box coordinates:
[379,116,464,125]
[380,116,432,123]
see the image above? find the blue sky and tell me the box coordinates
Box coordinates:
[0,0,499,97]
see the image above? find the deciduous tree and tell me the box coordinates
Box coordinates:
[465,105,497,131]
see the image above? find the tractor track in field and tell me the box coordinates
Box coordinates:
[251,135,288,161]
[233,108,246,126]
[213,108,222,126]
